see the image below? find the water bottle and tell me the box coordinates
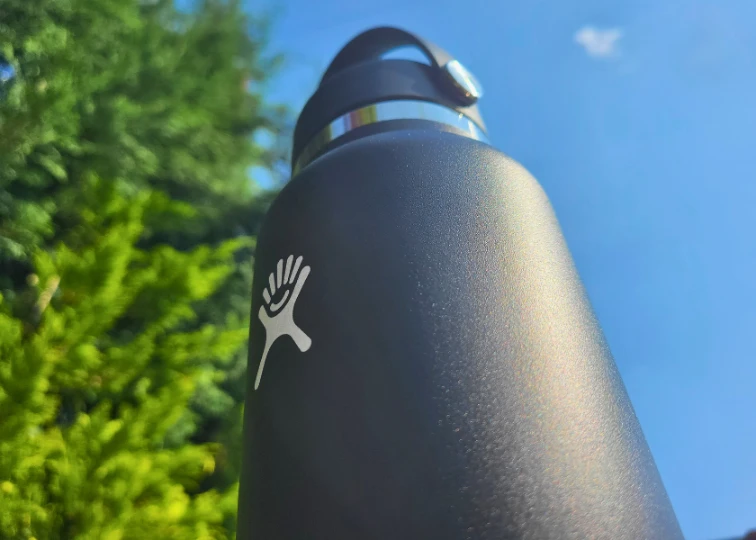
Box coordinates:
[237,27,683,540]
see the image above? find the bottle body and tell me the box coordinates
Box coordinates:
[238,127,682,539]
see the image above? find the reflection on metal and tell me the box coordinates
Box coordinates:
[443,60,484,104]
[293,99,488,174]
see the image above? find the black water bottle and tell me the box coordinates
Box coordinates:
[237,27,683,540]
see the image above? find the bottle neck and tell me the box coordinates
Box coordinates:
[292,99,488,174]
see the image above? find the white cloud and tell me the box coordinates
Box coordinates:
[574,26,623,59]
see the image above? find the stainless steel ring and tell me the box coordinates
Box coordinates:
[293,99,488,174]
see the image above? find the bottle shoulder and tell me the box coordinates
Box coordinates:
[260,129,556,260]
[290,128,542,198]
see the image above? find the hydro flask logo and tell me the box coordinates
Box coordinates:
[254,255,312,390]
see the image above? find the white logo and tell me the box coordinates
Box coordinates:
[254,255,312,390]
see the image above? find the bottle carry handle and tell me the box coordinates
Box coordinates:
[321,27,453,84]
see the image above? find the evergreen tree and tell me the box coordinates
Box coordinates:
[0,0,286,535]
[1,0,283,264]
[0,180,246,538]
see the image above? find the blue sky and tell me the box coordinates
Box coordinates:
[255,0,756,538]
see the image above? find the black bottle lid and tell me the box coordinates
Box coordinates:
[291,27,487,172]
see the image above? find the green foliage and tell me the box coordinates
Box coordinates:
[0,0,284,268]
[0,0,285,536]
[1,183,245,538]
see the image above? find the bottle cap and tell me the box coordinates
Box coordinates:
[292,27,487,173]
